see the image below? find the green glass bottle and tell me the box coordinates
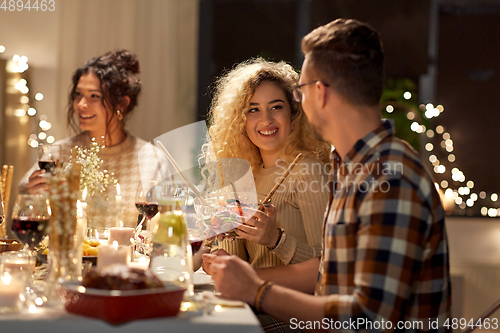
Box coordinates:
[150,202,194,296]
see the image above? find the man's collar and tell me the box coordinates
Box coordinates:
[331,119,395,172]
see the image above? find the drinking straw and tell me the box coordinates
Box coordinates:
[155,140,209,205]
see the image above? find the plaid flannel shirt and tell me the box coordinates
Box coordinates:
[315,119,451,332]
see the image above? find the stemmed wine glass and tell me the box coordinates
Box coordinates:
[11,195,51,278]
[135,180,160,232]
[38,144,62,174]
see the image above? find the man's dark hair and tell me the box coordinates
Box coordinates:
[302,18,384,106]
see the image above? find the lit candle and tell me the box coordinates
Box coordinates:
[128,256,150,270]
[115,183,123,227]
[0,273,24,310]
[81,187,88,239]
[97,241,131,268]
[108,222,135,246]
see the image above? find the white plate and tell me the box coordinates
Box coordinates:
[193,272,214,285]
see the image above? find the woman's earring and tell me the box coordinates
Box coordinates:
[116,110,124,121]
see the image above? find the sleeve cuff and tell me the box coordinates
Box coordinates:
[271,231,297,264]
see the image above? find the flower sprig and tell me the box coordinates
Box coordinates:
[70,138,116,196]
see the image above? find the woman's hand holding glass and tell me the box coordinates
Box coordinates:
[26,144,62,194]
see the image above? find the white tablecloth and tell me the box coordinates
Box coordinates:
[0,303,264,333]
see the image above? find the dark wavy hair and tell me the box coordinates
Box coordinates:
[67,49,142,140]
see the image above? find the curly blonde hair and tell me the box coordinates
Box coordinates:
[200,58,330,190]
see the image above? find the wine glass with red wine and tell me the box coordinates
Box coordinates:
[11,194,50,282]
[38,144,62,174]
[135,180,159,231]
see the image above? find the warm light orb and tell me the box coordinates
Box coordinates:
[480,191,486,199]
[481,207,488,216]
[491,193,498,202]
[46,136,55,143]
[436,126,444,134]
[403,91,412,100]
[467,181,474,188]
[27,108,36,116]
[0,45,5,53]
[386,105,394,113]
[407,112,415,120]
[425,143,434,151]
[35,93,44,101]
[448,154,455,162]
[441,180,448,188]
[426,129,434,138]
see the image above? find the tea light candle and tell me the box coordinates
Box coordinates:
[98,241,130,268]
[0,273,24,310]
[108,223,134,246]
[115,183,123,227]
[81,187,88,239]
[2,261,33,274]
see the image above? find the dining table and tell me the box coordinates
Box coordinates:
[0,271,264,333]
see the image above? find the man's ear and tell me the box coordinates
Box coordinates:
[316,81,328,109]
[120,96,131,112]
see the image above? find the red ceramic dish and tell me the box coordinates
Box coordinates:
[60,281,185,325]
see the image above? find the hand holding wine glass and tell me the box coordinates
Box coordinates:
[27,145,62,194]
[38,144,62,174]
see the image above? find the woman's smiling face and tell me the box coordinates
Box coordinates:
[73,73,111,136]
[245,81,292,165]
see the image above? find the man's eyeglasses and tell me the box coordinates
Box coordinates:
[292,81,329,103]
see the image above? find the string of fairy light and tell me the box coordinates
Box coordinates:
[386,91,498,217]
[0,44,55,148]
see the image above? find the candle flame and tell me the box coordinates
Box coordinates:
[116,183,120,196]
[120,221,124,228]
[113,240,119,250]
[82,187,88,201]
[95,230,99,240]
[77,200,83,218]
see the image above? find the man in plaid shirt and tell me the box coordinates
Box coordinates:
[203,18,451,332]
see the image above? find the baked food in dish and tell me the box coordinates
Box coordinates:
[82,264,164,290]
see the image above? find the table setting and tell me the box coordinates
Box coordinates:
[0,144,264,333]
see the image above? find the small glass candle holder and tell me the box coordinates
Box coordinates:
[0,252,29,313]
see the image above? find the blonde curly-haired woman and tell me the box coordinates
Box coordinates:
[198,58,331,273]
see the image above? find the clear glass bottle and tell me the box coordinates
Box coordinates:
[149,201,194,297]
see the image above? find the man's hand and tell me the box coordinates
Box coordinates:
[236,205,279,248]
[201,248,229,275]
[202,254,263,305]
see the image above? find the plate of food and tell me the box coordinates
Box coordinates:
[61,265,185,325]
[38,239,101,265]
